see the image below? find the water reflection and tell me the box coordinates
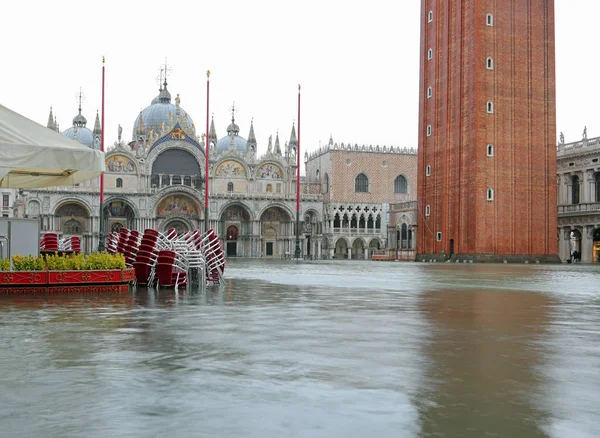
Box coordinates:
[0,260,599,437]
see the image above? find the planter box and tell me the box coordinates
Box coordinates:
[0,271,47,285]
[48,269,122,285]
[121,267,136,282]
[48,284,130,295]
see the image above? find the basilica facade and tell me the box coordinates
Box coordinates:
[17,79,417,258]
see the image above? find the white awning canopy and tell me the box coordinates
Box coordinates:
[0,104,105,188]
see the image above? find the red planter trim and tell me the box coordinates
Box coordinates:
[48,270,122,284]
[47,284,130,295]
[0,271,47,285]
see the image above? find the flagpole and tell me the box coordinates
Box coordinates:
[294,84,301,259]
[97,56,106,252]
[205,70,210,233]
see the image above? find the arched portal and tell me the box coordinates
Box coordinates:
[55,202,91,252]
[260,206,293,257]
[220,204,252,257]
[103,200,136,232]
[352,238,366,259]
[593,228,600,263]
[335,238,349,259]
[570,229,582,262]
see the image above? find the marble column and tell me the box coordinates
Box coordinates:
[347,248,352,260]
[317,239,322,259]
[582,226,593,263]
[364,247,369,260]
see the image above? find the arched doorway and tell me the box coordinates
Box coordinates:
[570,229,582,262]
[369,239,381,259]
[226,225,239,257]
[260,206,292,257]
[352,238,366,259]
[593,228,600,263]
[335,238,348,259]
[55,202,90,252]
[220,204,251,257]
[104,200,135,232]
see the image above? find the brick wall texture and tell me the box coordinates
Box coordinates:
[417,0,558,257]
[306,149,417,204]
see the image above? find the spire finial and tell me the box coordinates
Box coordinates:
[76,87,85,114]
[229,102,237,123]
[162,57,172,87]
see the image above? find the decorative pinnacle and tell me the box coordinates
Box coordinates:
[207,70,210,78]
[298,84,301,91]
[102,56,105,64]
[76,87,86,113]
[229,102,237,122]
[162,57,172,84]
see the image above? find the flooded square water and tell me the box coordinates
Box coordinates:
[1,260,599,437]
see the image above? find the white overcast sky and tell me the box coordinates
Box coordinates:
[1,1,597,155]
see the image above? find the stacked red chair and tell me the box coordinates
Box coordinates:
[70,236,81,253]
[197,228,225,284]
[133,229,161,285]
[40,233,59,252]
[105,232,119,253]
[155,249,187,288]
[120,230,141,266]
[58,236,81,253]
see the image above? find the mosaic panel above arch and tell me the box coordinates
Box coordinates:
[156,195,199,218]
[55,203,89,217]
[221,205,250,221]
[260,207,289,222]
[106,155,136,173]
[215,160,246,177]
[104,201,135,218]
[257,163,283,179]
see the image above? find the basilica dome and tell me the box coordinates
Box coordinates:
[61,107,96,148]
[215,118,247,153]
[132,81,194,139]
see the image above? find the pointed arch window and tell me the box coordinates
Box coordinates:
[487,57,494,70]
[323,173,329,193]
[116,178,123,188]
[486,101,494,114]
[487,188,494,201]
[394,175,408,194]
[227,182,234,193]
[486,14,494,26]
[355,173,369,193]
[427,48,433,60]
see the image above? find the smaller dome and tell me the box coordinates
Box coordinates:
[216,134,247,152]
[62,126,95,148]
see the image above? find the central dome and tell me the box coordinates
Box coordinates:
[132,82,194,140]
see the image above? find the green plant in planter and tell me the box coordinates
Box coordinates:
[0,258,10,271]
[84,252,126,270]
[11,254,45,271]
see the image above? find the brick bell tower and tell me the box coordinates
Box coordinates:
[416,0,560,262]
